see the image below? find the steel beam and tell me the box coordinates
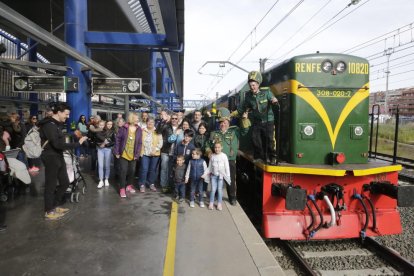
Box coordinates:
[0,58,68,72]
[84,32,167,46]
[0,2,117,77]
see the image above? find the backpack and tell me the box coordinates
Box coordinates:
[22,127,48,158]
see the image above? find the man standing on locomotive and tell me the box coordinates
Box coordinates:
[205,108,249,206]
[234,71,278,164]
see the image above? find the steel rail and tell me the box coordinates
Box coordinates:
[363,237,414,275]
[280,240,318,276]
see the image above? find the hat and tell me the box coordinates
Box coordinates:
[217,107,231,122]
[248,71,262,85]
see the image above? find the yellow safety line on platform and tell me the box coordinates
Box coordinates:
[163,201,178,276]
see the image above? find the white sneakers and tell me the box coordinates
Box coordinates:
[97,180,104,189]
[98,179,110,189]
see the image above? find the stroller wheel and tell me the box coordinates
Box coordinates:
[70,193,75,203]
[0,194,7,202]
[82,186,86,195]
[75,192,80,203]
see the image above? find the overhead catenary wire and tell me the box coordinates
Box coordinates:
[272,0,370,63]
[235,0,305,64]
[207,0,305,95]
[227,0,281,61]
[204,0,282,97]
[342,22,414,54]
[266,0,334,61]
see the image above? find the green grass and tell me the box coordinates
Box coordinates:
[372,122,414,144]
[370,122,414,159]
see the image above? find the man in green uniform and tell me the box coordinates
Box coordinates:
[205,108,248,206]
[236,71,278,164]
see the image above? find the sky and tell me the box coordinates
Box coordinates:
[183,0,414,100]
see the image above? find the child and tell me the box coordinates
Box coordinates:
[172,155,186,202]
[185,148,208,208]
[174,129,195,165]
[208,142,230,211]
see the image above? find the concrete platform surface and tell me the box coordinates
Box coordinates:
[0,160,284,276]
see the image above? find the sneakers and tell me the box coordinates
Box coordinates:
[104,179,110,187]
[97,180,104,189]
[149,184,157,192]
[55,207,70,214]
[44,211,65,220]
[126,184,136,193]
[120,188,127,198]
[208,203,214,210]
[179,198,184,203]
[230,199,237,206]
[217,203,222,211]
[199,202,205,208]
[139,185,146,193]
[203,191,207,198]
[190,201,195,208]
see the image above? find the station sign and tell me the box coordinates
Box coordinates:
[91,78,142,95]
[12,76,79,93]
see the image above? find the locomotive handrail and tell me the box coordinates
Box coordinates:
[275,101,281,165]
[369,104,380,158]
[392,105,399,164]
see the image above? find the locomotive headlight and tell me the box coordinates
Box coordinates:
[354,126,363,136]
[321,60,333,73]
[335,61,346,73]
[303,125,314,136]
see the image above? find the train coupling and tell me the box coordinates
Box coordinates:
[363,181,414,207]
[271,184,307,210]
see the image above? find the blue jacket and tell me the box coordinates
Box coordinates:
[188,159,205,181]
[174,142,195,164]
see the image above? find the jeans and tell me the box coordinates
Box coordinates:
[75,144,87,157]
[119,158,136,189]
[175,182,185,198]
[97,147,112,180]
[210,175,224,204]
[139,155,159,187]
[190,178,203,202]
[160,153,170,188]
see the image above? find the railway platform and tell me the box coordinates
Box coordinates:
[0,161,283,276]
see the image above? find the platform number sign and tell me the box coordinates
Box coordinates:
[12,76,79,93]
[92,78,142,95]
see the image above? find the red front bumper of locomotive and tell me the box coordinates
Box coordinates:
[261,167,404,240]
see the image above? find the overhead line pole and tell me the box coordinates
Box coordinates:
[384,47,394,115]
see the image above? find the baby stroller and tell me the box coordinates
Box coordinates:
[64,150,86,203]
[0,149,31,202]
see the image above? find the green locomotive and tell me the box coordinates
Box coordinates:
[206,53,414,240]
[242,53,370,165]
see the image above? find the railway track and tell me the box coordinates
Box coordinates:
[269,238,414,276]
[370,152,414,170]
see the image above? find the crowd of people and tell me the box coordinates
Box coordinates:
[0,70,278,221]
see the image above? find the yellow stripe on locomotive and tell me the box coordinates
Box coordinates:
[262,53,370,165]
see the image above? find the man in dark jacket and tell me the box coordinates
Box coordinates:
[235,71,278,164]
[39,103,88,220]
